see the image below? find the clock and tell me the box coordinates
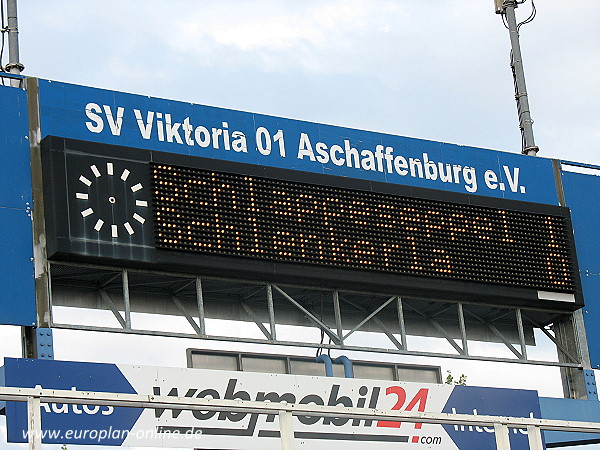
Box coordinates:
[42,138,155,263]
[75,161,148,240]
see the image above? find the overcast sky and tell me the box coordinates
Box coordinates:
[2,1,600,448]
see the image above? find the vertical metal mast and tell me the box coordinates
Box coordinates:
[5,0,24,86]
[496,0,539,156]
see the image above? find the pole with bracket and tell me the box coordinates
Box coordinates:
[496,0,539,156]
[5,0,24,86]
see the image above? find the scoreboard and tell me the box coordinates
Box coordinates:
[42,136,581,309]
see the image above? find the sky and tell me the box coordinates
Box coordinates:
[12,0,600,164]
[1,0,600,448]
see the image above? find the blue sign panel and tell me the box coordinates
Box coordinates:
[38,79,559,205]
[442,386,543,449]
[561,169,600,367]
[4,358,143,446]
[0,85,36,326]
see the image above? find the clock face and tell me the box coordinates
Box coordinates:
[62,152,153,250]
[75,161,148,240]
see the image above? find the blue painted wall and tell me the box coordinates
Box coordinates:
[541,397,600,446]
[562,170,600,367]
[0,85,36,326]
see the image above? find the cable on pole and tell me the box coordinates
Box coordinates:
[0,0,7,76]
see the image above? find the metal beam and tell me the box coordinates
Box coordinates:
[196,277,206,336]
[341,297,403,351]
[267,284,277,341]
[25,78,49,359]
[50,260,574,315]
[279,410,295,450]
[272,285,340,345]
[404,302,465,355]
[516,309,528,361]
[172,279,196,294]
[521,312,580,364]
[503,0,539,156]
[122,270,131,329]
[27,396,42,450]
[170,294,203,336]
[4,386,600,434]
[396,297,407,351]
[97,290,126,329]
[527,425,544,450]
[240,302,273,340]
[494,423,511,450]
[430,303,456,318]
[333,290,344,346]
[457,303,469,356]
[343,296,395,341]
[464,307,523,359]
[49,321,583,368]
[97,272,121,288]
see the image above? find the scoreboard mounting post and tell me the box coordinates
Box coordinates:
[23,77,52,359]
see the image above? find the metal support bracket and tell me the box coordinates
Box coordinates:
[584,370,598,401]
[35,328,53,360]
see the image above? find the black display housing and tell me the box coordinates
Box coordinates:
[42,136,583,310]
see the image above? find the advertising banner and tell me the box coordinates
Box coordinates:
[5,358,542,449]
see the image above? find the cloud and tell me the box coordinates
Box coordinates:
[167,0,403,73]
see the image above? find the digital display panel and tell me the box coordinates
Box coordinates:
[42,136,582,309]
[152,163,575,293]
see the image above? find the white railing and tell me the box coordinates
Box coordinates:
[2,386,600,449]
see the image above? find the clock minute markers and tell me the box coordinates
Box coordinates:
[133,213,145,224]
[90,165,101,178]
[76,162,148,239]
[94,219,104,232]
[81,208,94,217]
[79,175,92,186]
[124,222,134,235]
